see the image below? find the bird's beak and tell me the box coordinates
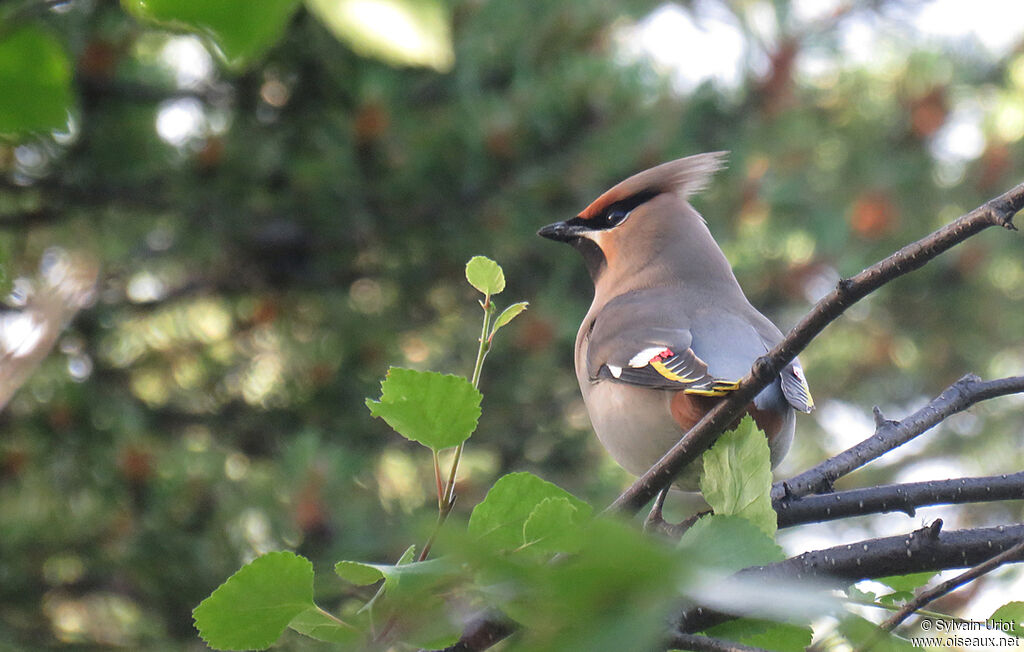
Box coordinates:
[537,220,587,243]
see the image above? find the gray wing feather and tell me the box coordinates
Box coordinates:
[586,290,718,390]
[780,361,814,412]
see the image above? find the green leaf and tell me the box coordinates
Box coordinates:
[193,551,316,651]
[334,544,416,586]
[846,585,877,603]
[468,472,591,551]
[678,515,784,575]
[522,496,584,554]
[491,302,528,338]
[464,255,505,296]
[121,0,301,68]
[335,557,456,600]
[483,518,683,652]
[365,367,482,450]
[991,602,1024,638]
[700,415,776,536]
[0,26,73,138]
[395,543,417,565]
[705,619,813,652]
[305,0,454,71]
[876,571,935,593]
[878,590,913,606]
[838,615,916,651]
[287,607,361,644]
[334,556,462,648]
[334,560,385,586]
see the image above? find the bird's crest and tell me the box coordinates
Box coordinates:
[577,151,727,220]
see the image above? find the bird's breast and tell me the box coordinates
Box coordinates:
[578,379,692,480]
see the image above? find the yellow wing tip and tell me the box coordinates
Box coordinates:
[683,388,729,397]
[650,360,699,383]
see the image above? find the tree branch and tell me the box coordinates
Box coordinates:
[440,184,1024,652]
[874,539,1024,637]
[773,374,1024,501]
[608,182,1024,515]
[676,521,1024,634]
[775,471,1024,528]
[438,617,515,652]
[442,522,1024,651]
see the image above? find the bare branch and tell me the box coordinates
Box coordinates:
[441,522,1024,651]
[774,375,1024,500]
[609,182,1024,515]
[442,185,1024,652]
[874,539,1024,637]
[677,521,1024,633]
[775,472,1024,528]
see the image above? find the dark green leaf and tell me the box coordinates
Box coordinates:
[0,26,72,137]
[192,551,316,651]
[468,472,591,551]
[121,0,301,67]
[700,416,776,536]
[365,367,482,450]
[464,255,505,295]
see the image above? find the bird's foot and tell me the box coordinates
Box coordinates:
[643,492,711,540]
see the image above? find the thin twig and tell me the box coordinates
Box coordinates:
[774,471,1024,527]
[442,182,1024,652]
[608,182,1024,515]
[440,522,1024,651]
[773,375,1024,500]
[876,539,1024,635]
[677,521,1024,634]
[419,297,493,563]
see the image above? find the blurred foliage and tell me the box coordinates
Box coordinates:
[0,25,73,135]
[0,0,1023,648]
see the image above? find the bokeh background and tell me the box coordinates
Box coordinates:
[1,0,1022,648]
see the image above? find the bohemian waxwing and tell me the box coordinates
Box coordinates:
[539,152,813,490]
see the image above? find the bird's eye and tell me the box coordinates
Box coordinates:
[604,209,629,227]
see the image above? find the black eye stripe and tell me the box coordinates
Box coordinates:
[595,189,659,229]
[566,189,660,231]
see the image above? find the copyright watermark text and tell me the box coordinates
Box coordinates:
[912,618,1020,648]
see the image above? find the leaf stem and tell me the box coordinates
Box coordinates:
[844,598,954,623]
[432,450,444,511]
[313,605,358,630]
[419,295,495,563]
[441,295,492,510]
